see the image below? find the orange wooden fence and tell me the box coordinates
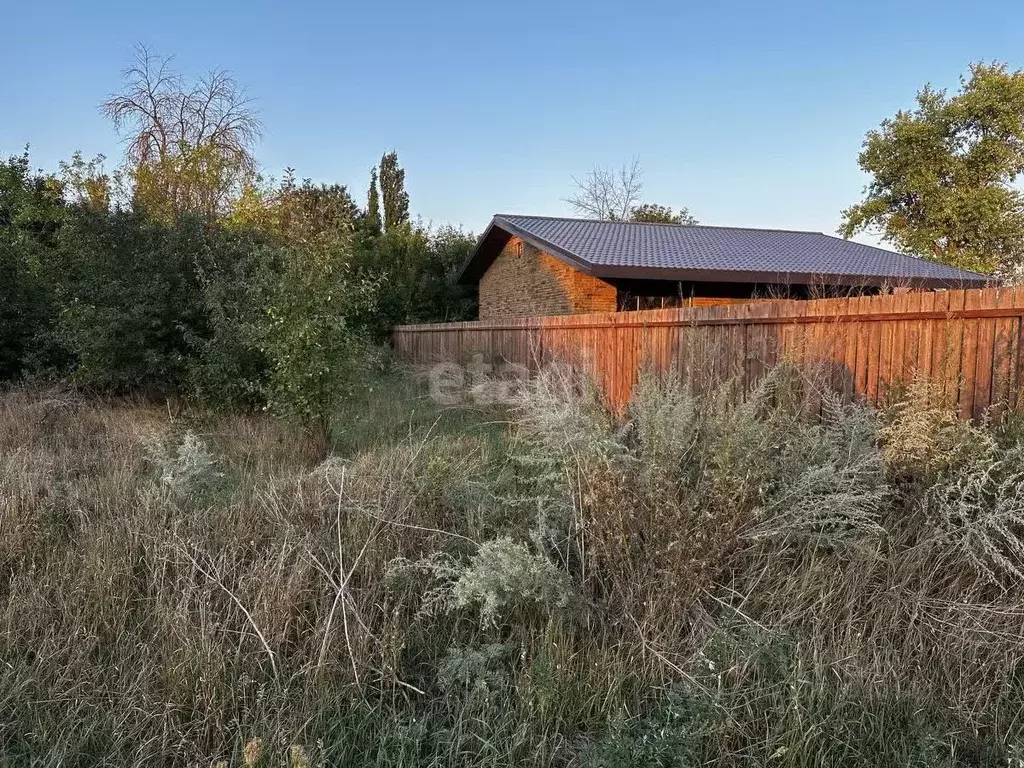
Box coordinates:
[392,286,1024,418]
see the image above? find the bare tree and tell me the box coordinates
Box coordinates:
[102,45,262,220]
[565,157,644,220]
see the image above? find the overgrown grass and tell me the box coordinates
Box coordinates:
[3,367,1024,766]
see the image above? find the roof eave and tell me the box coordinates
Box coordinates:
[592,264,994,289]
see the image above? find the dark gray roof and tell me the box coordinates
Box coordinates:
[459,214,993,289]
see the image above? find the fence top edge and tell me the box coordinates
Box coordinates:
[392,286,1016,333]
[394,306,1024,332]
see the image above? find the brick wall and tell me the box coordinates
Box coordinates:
[478,237,617,319]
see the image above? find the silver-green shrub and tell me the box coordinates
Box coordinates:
[451,537,574,627]
[146,429,224,500]
[927,444,1024,582]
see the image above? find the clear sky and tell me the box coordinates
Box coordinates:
[3,0,1023,241]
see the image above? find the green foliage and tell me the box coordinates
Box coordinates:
[450,537,574,627]
[1,48,467,408]
[252,169,381,437]
[48,210,207,392]
[378,150,410,231]
[57,151,116,212]
[276,172,361,244]
[261,234,378,440]
[353,222,477,338]
[1,150,277,399]
[130,142,252,222]
[0,144,471,423]
[2,128,472,401]
[629,202,698,224]
[145,429,226,501]
[579,686,713,768]
[927,444,1024,583]
[0,152,65,380]
[880,377,994,481]
[436,643,512,695]
[364,165,382,237]
[187,225,275,410]
[103,46,261,223]
[842,62,1024,275]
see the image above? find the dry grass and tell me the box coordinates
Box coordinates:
[3,370,1024,766]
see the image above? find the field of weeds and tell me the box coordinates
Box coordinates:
[4,367,1024,767]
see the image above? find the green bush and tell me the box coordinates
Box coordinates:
[186,226,275,410]
[0,153,65,379]
[48,210,206,392]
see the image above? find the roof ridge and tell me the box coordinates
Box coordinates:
[494,213,823,236]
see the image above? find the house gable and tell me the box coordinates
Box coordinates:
[479,237,616,320]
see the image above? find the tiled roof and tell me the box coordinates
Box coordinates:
[460,214,993,288]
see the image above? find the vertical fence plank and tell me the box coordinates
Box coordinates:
[865,296,884,404]
[903,291,924,384]
[889,292,909,393]
[935,291,962,405]
[972,289,998,419]
[991,288,1018,418]
[958,290,981,419]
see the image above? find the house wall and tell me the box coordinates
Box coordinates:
[478,237,617,319]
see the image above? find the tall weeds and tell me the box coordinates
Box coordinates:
[3,368,1024,766]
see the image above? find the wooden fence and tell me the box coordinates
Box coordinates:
[392,286,1024,418]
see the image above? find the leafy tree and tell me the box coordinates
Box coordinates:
[378,151,410,230]
[841,62,1024,275]
[58,152,117,212]
[350,223,476,338]
[225,169,358,243]
[102,45,261,222]
[365,165,382,236]
[203,171,365,410]
[630,203,697,225]
[418,225,478,321]
[276,172,359,245]
[261,227,378,450]
[225,175,278,231]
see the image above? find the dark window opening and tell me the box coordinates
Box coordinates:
[611,279,881,311]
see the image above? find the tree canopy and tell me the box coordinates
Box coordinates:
[630,203,697,225]
[378,151,410,231]
[841,62,1024,276]
[102,45,262,221]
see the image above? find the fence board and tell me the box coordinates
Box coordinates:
[392,287,1024,417]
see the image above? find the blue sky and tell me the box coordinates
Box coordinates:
[3,0,1023,241]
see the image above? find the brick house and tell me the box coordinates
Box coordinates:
[458,215,993,320]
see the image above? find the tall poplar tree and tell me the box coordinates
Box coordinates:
[378,151,409,231]
[365,166,382,235]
